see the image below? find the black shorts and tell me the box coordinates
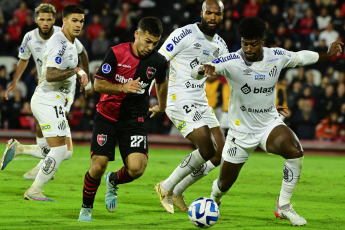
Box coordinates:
[90,114,148,162]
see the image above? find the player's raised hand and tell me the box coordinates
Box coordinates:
[198,64,216,78]
[5,82,17,100]
[123,77,142,93]
[327,40,344,56]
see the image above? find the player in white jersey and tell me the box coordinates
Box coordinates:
[1,4,89,181]
[192,17,343,226]
[22,4,88,201]
[154,0,227,214]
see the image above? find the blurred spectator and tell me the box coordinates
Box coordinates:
[228,0,244,22]
[332,7,344,33]
[334,83,345,109]
[242,0,260,18]
[283,6,298,37]
[315,111,339,141]
[7,89,24,129]
[299,85,316,107]
[282,38,298,52]
[0,0,21,21]
[6,16,22,43]
[99,6,113,36]
[19,101,34,130]
[218,18,240,51]
[287,80,302,111]
[91,29,110,60]
[316,7,332,31]
[113,2,137,43]
[318,22,339,48]
[303,71,321,97]
[337,102,345,129]
[290,98,318,140]
[86,14,104,42]
[294,0,310,20]
[295,8,318,49]
[315,84,337,120]
[336,128,345,142]
[21,14,35,38]
[13,1,32,27]
[0,65,8,90]
[263,5,284,32]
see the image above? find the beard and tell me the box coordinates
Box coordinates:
[38,26,53,37]
[199,18,221,36]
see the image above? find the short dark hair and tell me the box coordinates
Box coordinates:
[237,17,266,39]
[62,4,84,18]
[137,17,163,37]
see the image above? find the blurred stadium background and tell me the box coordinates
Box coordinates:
[0,0,344,154]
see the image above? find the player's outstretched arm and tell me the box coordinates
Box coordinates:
[318,40,344,61]
[149,78,168,118]
[5,59,29,100]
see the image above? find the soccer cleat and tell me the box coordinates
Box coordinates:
[78,207,93,222]
[104,172,118,212]
[274,197,307,226]
[22,165,55,180]
[154,181,174,214]
[24,189,55,202]
[1,139,19,170]
[173,194,188,212]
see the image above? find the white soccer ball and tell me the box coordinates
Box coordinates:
[188,197,220,228]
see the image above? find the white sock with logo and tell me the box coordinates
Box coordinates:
[29,145,67,193]
[279,157,304,206]
[210,179,226,204]
[162,149,205,191]
[173,160,216,195]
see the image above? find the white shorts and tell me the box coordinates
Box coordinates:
[222,118,286,164]
[65,89,75,113]
[166,101,220,137]
[31,90,70,138]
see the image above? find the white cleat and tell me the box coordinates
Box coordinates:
[154,181,174,214]
[274,197,307,226]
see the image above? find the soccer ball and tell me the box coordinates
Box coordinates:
[188,197,220,228]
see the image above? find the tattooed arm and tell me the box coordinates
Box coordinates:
[46,67,80,82]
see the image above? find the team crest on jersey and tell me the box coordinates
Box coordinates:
[146,67,156,79]
[97,134,107,146]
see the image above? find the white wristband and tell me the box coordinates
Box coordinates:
[85,81,91,90]
[77,69,87,77]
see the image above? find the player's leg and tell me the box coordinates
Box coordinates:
[263,124,306,226]
[79,116,114,221]
[172,126,224,212]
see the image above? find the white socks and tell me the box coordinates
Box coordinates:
[162,149,205,191]
[29,145,67,192]
[15,137,50,159]
[173,160,216,195]
[210,179,226,204]
[279,157,304,206]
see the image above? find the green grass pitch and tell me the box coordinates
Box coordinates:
[0,143,344,229]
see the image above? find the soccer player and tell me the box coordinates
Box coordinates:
[154,0,227,213]
[23,4,88,201]
[1,3,89,180]
[78,17,168,222]
[191,17,344,226]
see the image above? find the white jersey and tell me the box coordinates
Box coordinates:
[18,26,83,81]
[37,31,81,97]
[208,47,299,133]
[159,23,228,106]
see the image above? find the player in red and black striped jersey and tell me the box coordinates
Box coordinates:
[78,17,168,222]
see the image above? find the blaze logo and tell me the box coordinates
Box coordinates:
[146,67,156,79]
[41,123,51,131]
[97,134,107,146]
[241,83,251,94]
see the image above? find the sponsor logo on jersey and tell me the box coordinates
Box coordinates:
[115,74,132,84]
[212,53,240,64]
[34,47,42,53]
[243,68,252,75]
[137,81,149,94]
[185,81,204,89]
[190,58,199,69]
[194,43,201,49]
[102,63,111,73]
[55,56,62,64]
[273,49,291,57]
[57,41,67,56]
[213,48,220,58]
[203,50,210,55]
[97,134,107,146]
[267,58,278,63]
[241,105,274,113]
[177,121,187,131]
[118,63,131,68]
[146,67,156,79]
[41,123,51,131]
[166,43,174,52]
[171,29,192,45]
[241,83,251,94]
[269,66,278,77]
[255,75,265,80]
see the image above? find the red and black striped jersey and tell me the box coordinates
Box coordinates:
[95,42,167,124]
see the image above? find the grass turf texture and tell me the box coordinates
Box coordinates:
[0,143,344,229]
